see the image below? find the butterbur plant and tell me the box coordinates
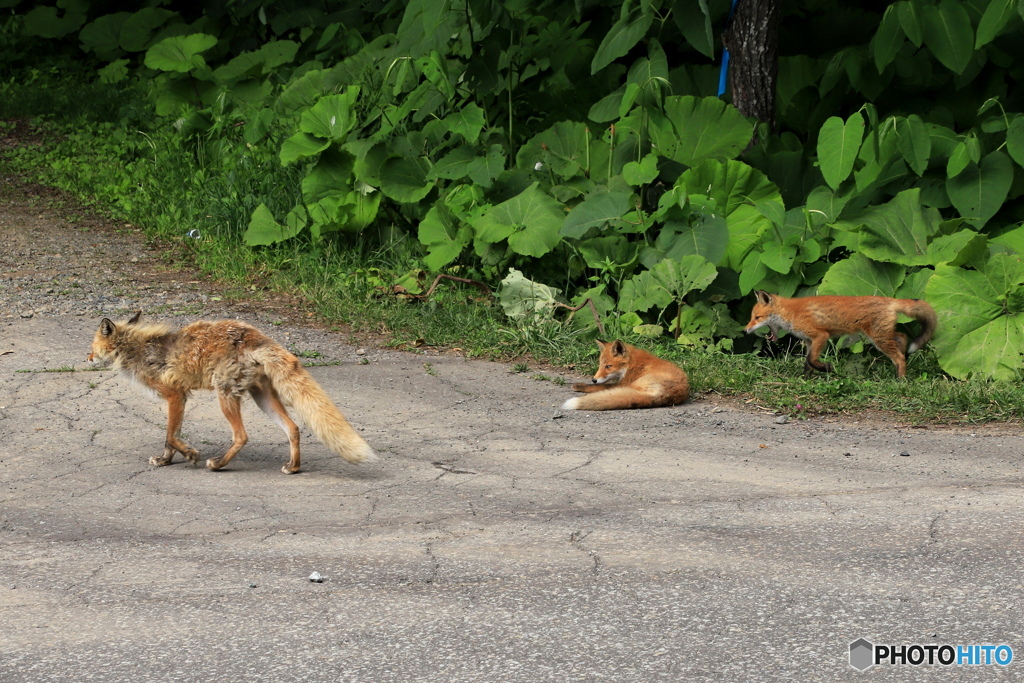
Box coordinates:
[9,0,1024,379]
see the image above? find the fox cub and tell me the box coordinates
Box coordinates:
[562,340,690,411]
[88,312,376,474]
[745,290,937,378]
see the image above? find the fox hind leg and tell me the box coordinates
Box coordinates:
[250,382,302,474]
[206,392,248,471]
[872,335,908,379]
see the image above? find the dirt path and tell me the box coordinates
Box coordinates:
[1,170,1023,680]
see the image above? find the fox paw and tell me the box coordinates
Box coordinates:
[281,463,301,475]
[206,458,224,471]
[181,448,200,465]
[149,454,173,467]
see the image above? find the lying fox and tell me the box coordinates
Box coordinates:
[562,340,689,410]
[88,312,376,474]
[745,290,937,378]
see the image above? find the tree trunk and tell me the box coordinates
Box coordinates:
[722,0,782,132]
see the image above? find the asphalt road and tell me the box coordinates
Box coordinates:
[2,313,1022,681]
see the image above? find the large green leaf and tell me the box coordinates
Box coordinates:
[759,243,799,274]
[817,253,906,297]
[430,146,475,181]
[622,154,659,186]
[672,0,714,59]
[591,6,653,74]
[23,0,87,39]
[649,96,754,167]
[465,144,506,188]
[679,160,783,269]
[301,148,355,203]
[618,255,718,314]
[418,204,472,271]
[279,132,331,165]
[444,103,486,143]
[806,186,851,223]
[588,86,627,123]
[895,115,931,177]
[990,225,1024,255]
[244,204,305,246]
[79,12,131,59]
[926,256,1024,379]
[278,69,332,113]
[578,235,638,273]
[560,191,632,238]
[473,183,564,257]
[642,215,730,266]
[305,190,380,238]
[144,33,217,73]
[1005,116,1024,168]
[946,151,1013,229]
[872,4,905,71]
[214,40,299,83]
[517,121,590,180]
[898,0,925,46]
[120,7,177,52]
[922,0,974,74]
[975,0,1016,48]
[299,89,359,142]
[855,189,930,264]
[817,113,864,189]
[946,139,974,178]
[379,156,433,203]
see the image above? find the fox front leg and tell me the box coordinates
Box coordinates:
[151,391,200,466]
[802,335,834,376]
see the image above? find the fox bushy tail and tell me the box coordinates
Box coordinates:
[899,299,938,354]
[253,346,376,463]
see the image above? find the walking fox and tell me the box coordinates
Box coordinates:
[745,290,937,378]
[562,340,689,410]
[88,312,376,474]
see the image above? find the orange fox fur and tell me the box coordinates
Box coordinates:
[562,340,690,411]
[745,290,937,378]
[88,312,376,474]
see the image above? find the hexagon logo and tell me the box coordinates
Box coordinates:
[849,638,874,671]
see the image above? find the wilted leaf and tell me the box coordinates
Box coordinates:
[498,268,563,321]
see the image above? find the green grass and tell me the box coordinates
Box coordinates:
[1,78,1022,425]
[16,365,101,373]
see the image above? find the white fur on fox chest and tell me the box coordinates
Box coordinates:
[766,313,809,341]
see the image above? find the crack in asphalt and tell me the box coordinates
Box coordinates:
[569,529,602,575]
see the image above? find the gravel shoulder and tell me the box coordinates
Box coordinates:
[2,172,1023,681]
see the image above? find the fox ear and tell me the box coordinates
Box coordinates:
[100,318,115,337]
[595,339,608,348]
[611,340,628,357]
[127,310,142,325]
[754,290,772,305]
